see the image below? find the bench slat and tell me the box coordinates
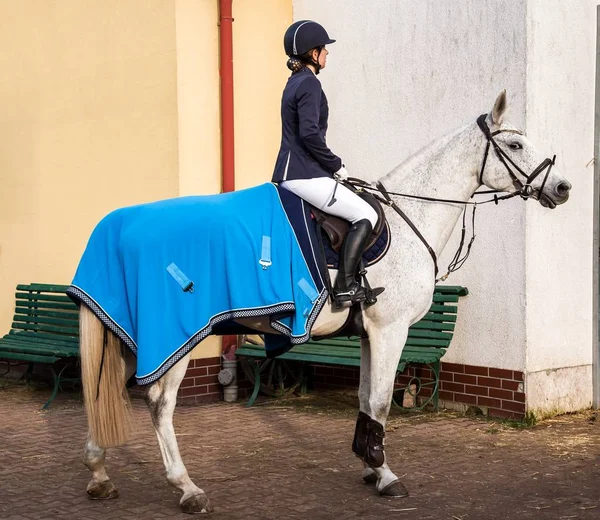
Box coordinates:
[313,330,452,344]
[237,342,447,356]
[11,322,79,335]
[432,294,460,303]
[279,351,362,366]
[419,312,457,323]
[15,307,79,321]
[237,345,446,366]
[15,292,75,304]
[0,340,78,357]
[428,304,458,314]
[409,321,455,331]
[433,285,469,296]
[0,351,61,363]
[16,284,71,293]
[13,315,79,328]
[15,300,78,311]
[5,331,79,347]
[7,330,79,343]
[285,346,365,359]
[405,338,450,347]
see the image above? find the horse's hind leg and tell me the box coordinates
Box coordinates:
[83,439,119,499]
[355,326,409,498]
[145,353,213,514]
[83,348,137,499]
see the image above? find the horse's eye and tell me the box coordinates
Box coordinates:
[508,142,523,150]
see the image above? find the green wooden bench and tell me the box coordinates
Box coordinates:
[236,285,468,408]
[0,283,80,409]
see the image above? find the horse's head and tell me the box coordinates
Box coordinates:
[478,90,571,208]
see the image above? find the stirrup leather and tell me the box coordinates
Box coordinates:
[359,261,384,306]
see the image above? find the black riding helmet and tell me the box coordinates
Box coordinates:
[284,20,335,57]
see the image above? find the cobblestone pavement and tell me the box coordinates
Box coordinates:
[0,383,598,520]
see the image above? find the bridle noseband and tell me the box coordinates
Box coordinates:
[476,113,556,201]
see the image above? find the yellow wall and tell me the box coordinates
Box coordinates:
[176,0,221,196]
[0,0,291,360]
[233,0,292,190]
[175,0,222,357]
[0,0,180,332]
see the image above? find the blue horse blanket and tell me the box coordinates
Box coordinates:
[67,183,328,385]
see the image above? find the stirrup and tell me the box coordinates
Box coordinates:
[333,283,367,307]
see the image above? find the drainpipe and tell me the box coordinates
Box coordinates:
[219,0,235,193]
[593,5,600,409]
[219,0,238,363]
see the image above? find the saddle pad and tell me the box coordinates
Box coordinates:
[67,183,328,384]
[321,222,391,269]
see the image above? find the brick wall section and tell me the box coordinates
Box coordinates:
[0,355,246,406]
[1,355,526,419]
[176,356,222,406]
[440,363,525,420]
[309,361,526,420]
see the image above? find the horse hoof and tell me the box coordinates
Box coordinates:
[362,472,378,485]
[181,493,214,514]
[379,479,409,498]
[87,480,119,500]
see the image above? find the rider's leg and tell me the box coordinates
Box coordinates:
[281,177,378,304]
[334,218,373,303]
[281,177,378,227]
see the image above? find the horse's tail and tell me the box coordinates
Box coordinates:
[80,305,132,447]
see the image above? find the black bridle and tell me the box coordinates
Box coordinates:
[346,113,558,281]
[476,113,556,202]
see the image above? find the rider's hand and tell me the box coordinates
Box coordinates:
[334,165,350,181]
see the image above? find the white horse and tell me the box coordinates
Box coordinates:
[79,91,571,513]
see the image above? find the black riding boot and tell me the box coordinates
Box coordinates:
[333,219,372,305]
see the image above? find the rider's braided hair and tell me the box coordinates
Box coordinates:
[286,46,324,74]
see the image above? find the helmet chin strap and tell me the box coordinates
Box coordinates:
[311,47,323,75]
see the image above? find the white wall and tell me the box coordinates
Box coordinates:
[524,0,597,411]
[294,0,597,410]
[294,0,529,371]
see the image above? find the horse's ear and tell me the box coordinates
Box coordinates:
[491,90,508,125]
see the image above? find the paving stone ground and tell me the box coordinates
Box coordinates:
[0,381,598,520]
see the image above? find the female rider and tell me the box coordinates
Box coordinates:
[272,20,378,306]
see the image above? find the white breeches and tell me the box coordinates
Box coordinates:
[281,177,378,227]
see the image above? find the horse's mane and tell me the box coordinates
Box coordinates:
[378,122,473,184]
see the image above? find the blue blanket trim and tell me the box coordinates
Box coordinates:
[275,186,326,292]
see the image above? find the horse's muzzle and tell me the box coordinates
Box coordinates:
[555,181,572,200]
[540,180,571,209]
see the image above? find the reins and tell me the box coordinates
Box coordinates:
[343,113,557,282]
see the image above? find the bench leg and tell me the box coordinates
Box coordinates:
[42,364,69,410]
[20,363,34,385]
[300,363,308,396]
[246,361,261,408]
[432,360,440,411]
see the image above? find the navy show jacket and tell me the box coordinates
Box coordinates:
[272,68,342,182]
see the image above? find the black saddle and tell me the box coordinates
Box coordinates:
[310,190,387,254]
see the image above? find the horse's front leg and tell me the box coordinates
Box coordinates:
[354,325,409,498]
[145,353,213,514]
